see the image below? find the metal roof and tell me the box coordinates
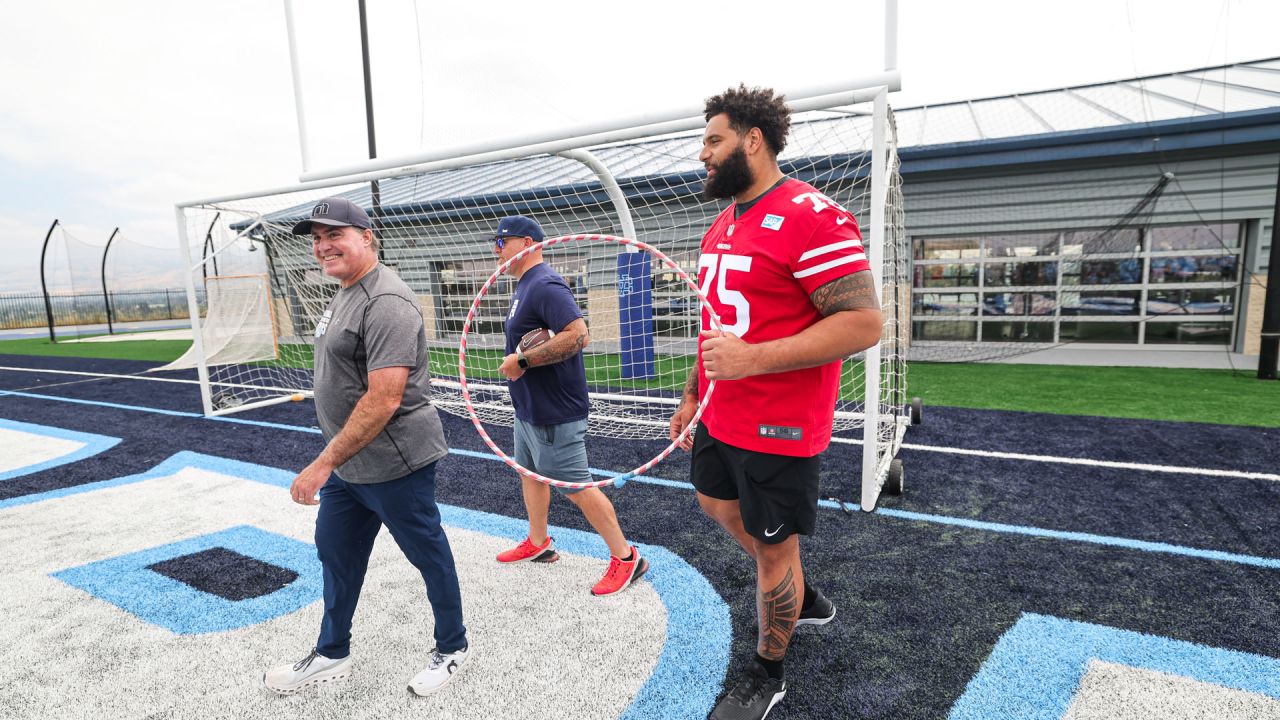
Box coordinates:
[248,57,1280,224]
[896,57,1280,147]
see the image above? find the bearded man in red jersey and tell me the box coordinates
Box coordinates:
[670,85,884,720]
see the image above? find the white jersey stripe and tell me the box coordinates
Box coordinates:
[798,239,865,263]
[793,253,867,279]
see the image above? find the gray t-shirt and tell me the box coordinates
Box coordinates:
[312,264,447,483]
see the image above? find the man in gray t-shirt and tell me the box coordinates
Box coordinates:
[263,197,470,698]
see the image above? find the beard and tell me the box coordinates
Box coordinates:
[702,145,754,200]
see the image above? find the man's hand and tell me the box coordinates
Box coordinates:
[668,398,697,452]
[700,330,756,380]
[290,459,332,506]
[499,353,525,381]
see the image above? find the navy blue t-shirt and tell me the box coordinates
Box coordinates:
[504,263,590,425]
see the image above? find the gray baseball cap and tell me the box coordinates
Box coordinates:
[292,197,372,235]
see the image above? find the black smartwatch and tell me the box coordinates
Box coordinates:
[516,348,529,369]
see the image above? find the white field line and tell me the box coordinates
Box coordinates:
[3,364,1277,484]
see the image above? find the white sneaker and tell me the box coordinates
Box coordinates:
[408,644,471,696]
[263,648,351,695]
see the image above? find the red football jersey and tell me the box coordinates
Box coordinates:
[696,178,872,457]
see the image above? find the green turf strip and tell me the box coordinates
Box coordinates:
[1,336,1277,427]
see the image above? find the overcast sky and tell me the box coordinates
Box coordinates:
[1,0,1277,293]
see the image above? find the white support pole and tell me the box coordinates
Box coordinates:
[860,87,889,512]
[181,84,896,209]
[283,0,312,172]
[297,74,902,184]
[557,148,638,249]
[174,206,214,416]
[885,0,898,71]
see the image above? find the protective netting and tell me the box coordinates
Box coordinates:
[174,100,910,467]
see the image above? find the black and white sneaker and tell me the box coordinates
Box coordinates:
[263,648,351,695]
[711,661,786,720]
[797,586,836,626]
[408,644,471,696]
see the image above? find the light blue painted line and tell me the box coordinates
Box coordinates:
[949,612,1280,720]
[52,525,323,635]
[7,390,1279,572]
[0,418,120,481]
[878,507,1280,570]
[0,451,295,510]
[0,390,200,418]
[20,446,728,718]
[0,390,320,433]
[437,503,729,720]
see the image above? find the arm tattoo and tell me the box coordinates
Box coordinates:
[682,367,698,399]
[810,270,880,316]
[757,567,799,660]
[526,330,587,366]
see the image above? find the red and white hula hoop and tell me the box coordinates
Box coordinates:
[458,233,721,490]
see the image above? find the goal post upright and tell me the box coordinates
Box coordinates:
[175,204,215,416]
[860,86,890,512]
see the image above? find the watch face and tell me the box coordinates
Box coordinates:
[518,357,529,369]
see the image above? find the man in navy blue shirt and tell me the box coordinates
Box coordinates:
[490,215,648,596]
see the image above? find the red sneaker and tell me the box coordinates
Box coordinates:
[496,536,558,564]
[591,549,649,596]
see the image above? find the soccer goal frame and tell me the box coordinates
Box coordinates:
[174,76,908,509]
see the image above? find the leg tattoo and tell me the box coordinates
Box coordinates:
[758,567,799,660]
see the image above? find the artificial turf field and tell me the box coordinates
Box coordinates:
[1,350,1279,719]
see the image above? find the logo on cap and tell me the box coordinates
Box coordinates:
[313,203,330,217]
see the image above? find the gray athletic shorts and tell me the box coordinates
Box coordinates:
[513,417,591,495]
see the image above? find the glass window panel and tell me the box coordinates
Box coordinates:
[1060,290,1140,315]
[983,233,1059,258]
[1149,224,1240,251]
[984,261,1058,287]
[1146,288,1236,316]
[982,321,1055,342]
[917,263,979,288]
[915,293,979,316]
[1062,229,1141,255]
[1145,321,1232,345]
[1148,254,1238,283]
[1061,258,1142,285]
[1059,321,1139,344]
[982,292,1056,316]
[915,237,980,260]
[913,320,976,342]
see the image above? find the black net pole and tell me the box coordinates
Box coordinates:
[202,212,221,282]
[38,219,60,343]
[101,227,119,334]
[357,0,383,262]
[1258,158,1280,380]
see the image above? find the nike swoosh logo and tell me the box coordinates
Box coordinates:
[764,524,784,537]
[836,217,849,225]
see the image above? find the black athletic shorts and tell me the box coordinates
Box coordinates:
[690,423,821,544]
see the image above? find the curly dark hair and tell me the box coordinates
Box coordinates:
[704,84,791,155]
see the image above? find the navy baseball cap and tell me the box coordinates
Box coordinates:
[292,197,372,235]
[490,215,545,242]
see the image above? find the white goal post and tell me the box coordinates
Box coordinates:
[173,79,911,509]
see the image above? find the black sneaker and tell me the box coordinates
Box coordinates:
[797,586,836,626]
[711,661,786,720]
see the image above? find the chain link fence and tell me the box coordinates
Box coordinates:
[0,289,206,330]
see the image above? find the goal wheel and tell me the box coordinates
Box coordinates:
[884,459,905,496]
[910,397,923,425]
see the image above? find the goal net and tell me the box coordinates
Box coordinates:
[155,275,287,407]
[174,90,910,507]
